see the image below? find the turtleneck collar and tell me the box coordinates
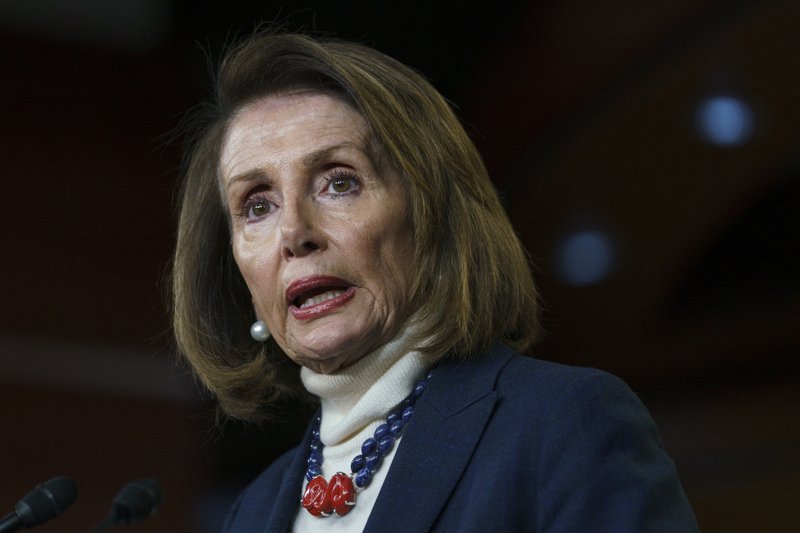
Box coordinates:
[300,321,427,446]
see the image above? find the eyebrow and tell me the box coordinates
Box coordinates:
[224,141,367,192]
[301,141,363,169]
[224,168,270,191]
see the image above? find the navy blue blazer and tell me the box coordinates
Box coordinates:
[223,345,698,532]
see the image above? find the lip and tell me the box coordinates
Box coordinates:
[285,275,356,320]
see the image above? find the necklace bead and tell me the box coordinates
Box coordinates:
[301,368,433,517]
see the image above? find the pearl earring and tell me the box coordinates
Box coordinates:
[250,320,270,342]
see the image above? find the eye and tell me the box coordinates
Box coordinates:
[325,171,359,195]
[250,201,269,217]
[240,194,273,222]
[330,178,352,193]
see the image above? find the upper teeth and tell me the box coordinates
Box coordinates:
[299,289,345,308]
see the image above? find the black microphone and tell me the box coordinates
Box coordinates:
[90,479,163,532]
[0,475,78,532]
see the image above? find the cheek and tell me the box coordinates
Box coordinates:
[232,234,278,301]
[232,238,256,284]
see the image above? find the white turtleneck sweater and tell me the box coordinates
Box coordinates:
[291,325,427,532]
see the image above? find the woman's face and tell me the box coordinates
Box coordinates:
[220,92,414,374]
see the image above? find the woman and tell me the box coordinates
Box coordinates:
[173,32,698,532]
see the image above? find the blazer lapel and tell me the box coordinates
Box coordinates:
[364,345,514,533]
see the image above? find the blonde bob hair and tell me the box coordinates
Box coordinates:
[173,32,539,421]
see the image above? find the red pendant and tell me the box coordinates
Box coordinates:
[301,476,331,516]
[301,473,356,517]
[329,473,356,516]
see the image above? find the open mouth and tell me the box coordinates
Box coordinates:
[286,275,355,318]
[292,287,348,309]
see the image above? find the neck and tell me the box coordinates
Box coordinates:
[300,321,426,445]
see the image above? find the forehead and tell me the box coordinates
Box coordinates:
[233,90,363,132]
[220,92,369,175]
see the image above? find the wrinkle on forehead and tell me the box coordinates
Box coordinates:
[219,91,391,189]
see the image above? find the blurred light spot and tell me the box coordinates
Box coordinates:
[555,230,616,286]
[695,96,754,147]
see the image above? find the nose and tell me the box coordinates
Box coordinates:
[279,198,326,259]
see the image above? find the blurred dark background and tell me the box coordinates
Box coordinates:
[1,1,798,531]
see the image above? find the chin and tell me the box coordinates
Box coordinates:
[284,321,376,367]
[286,329,376,373]
[290,348,358,374]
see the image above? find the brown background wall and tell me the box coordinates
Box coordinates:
[1,1,797,531]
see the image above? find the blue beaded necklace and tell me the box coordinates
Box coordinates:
[300,368,433,517]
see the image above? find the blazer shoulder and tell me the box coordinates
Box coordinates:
[502,347,609,378]
[492,353,699,532]
[494,352,666,451]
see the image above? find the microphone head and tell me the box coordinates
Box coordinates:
[111,479,163,524]
[14,475,78,527]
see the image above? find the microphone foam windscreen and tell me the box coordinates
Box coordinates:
[15,476,78,527]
